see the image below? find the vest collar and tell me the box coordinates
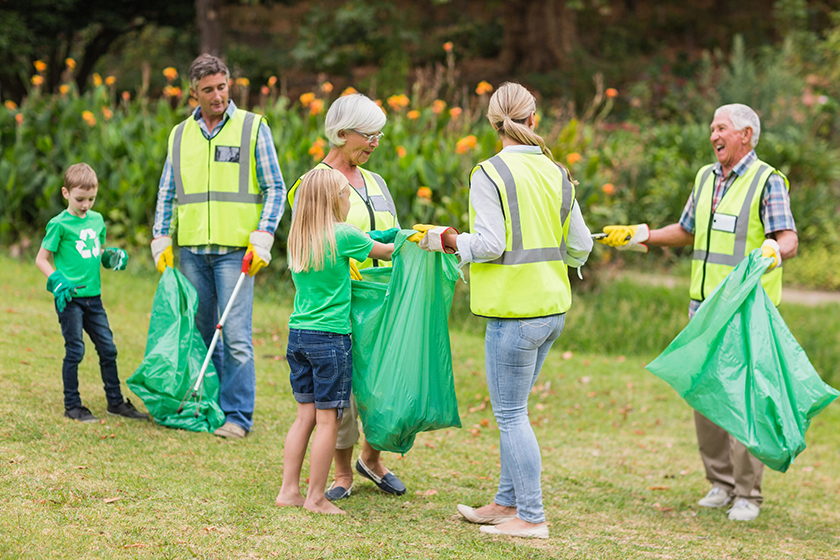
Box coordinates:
[713,149,757,179]
[192,100,239,139]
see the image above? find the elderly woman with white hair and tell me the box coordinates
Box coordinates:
[286,93,405,501]
[598,102,799,522]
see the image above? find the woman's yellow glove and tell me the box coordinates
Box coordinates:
[408,224,435,243]
[349,260,363,280]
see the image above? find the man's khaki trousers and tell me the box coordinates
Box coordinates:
[694,411,764,506]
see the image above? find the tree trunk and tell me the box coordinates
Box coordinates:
[196,0,223,56]
[498,0,578,74]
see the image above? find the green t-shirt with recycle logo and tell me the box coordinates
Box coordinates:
[41,210,106,297]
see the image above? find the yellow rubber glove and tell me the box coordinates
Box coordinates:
[761,239,781,272]
[349,260,363,280]
[408,224,436,243]
[247,231,274,277]
[150,237,174,274]
[598,224,650,253]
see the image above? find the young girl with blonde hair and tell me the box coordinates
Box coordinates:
[275,168,393,515]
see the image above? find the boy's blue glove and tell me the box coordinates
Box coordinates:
[101,247,129,270]
[46,271,77,313]
[368,228,400,244]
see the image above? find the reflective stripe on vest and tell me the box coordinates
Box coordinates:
[469,152,574,318]
[689,159,786,305]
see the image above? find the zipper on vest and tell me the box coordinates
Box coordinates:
[353,176,379,267]
[207,140,212,244]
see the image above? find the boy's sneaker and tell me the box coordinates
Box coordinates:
[107,399,149,420]
[65,406,100,423]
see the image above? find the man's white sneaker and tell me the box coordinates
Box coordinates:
[727,499,760,521]
[698,486,733,508]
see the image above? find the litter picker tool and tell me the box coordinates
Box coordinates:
[177,252,253,417]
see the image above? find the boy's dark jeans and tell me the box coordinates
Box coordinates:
[57,296,123,410]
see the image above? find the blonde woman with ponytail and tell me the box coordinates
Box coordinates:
[438,82,593,538]
[276,168,393,515]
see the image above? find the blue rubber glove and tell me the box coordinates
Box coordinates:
[46,271,77,313]
[101,248,129,270]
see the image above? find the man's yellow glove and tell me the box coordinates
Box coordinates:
[349,260,363,280]
[597,224,650,253]
[407,224,435,243]
[246,231,274,277]
[150,236,174,274]
[761,238,782,272]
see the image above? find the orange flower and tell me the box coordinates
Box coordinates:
[396,146,407,158]
[455,135,478,154]
[163,67,178,82]
[299,92,315,107]
[235,77,250,87]
[121,91,131,102]
[449,107,462,119]
[309,98,324,116]
[267,76,278,87]
[82,110,96,126]
[341,87,358,97]
[163,85,182,98]
[387,94,409,110]
[102,107,113,121]
[188,98,199,108]
[309,137,326,160]
[34,60,47,72]
[320,81,333,93]
[105,76,116,86]
[375,99,387,115]
[93,73,102,87]
[31,75,44,86]
[534,113,541,128]
[15,113,24,125]
[406,110,420,120]
[65,58,76,70]
[261,86,270,95]
[417,187,432,199]
[443,41,453,52]
[601,183,615,195]
[59,84,70,95]
[475,81,493,95]
[605,88,618,98]
[432,99,446,114]
[4,100,17,110]
[566,153,582,165]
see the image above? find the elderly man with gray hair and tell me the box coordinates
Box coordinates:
[597,103,798,521]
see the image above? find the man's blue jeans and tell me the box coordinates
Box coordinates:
[485,314,565,524]
[180,249,256,431]
[57,296,124,410]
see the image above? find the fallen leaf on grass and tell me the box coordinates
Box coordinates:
[579,376,591,384]
[801,466,815,472]
[562,351,573,360]
[479,419,490,427]
[103,497,121,503]
[587,391,597,398]
[653,502,673,512]
[469,428,480,437]
[204,526,218,532]
[19,360,30,365]
[425,442,436,449]
[415,489,438,496]
[648,486,669,491]
[121,544,145,549]
[73,466,87,470]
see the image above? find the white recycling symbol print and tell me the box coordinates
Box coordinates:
[75,228,100,259]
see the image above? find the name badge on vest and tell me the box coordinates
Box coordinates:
[712,213,737,233]
[215,146,240,163]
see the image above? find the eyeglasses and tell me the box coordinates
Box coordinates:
[349,129,385,143]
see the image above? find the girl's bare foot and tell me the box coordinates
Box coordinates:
[304,497,346,515]
[275,489,305,507]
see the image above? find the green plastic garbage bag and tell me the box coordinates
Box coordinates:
[350,230,462,454]
[127,267,225,432]
[647,250,839,472]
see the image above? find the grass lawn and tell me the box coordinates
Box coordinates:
[1,254,838,559]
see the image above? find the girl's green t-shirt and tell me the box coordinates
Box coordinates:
[289,223,374,334]
[41,210,106,297]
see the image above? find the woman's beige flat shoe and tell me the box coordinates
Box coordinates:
[456,504,516,525]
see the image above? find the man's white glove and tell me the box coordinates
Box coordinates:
[418,226,458,253]
[151,236,173,274]
[247,230,274,276]
[597,224,650,253]
[761,238,782,272]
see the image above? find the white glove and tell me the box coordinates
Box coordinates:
[247,230,274,276]
[150,236,173,273]
[598,224,650,253]
[418,226,457,253]
[761,238,781,272]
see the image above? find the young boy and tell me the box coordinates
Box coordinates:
[35,163,148,423]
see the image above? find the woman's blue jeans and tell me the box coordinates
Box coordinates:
[485,314,565,524]
[179,248,255,431]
